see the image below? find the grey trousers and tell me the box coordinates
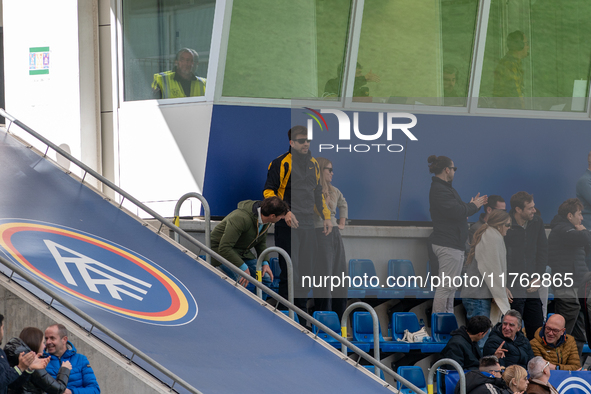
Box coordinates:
[432,244,463,313]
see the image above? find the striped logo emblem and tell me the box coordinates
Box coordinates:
[0,220,197,326]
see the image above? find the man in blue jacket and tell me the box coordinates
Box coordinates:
[44,324,100,394]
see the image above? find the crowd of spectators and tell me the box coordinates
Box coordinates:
[434,150,591,391]
[209,140,591,390]
[0,316,100,394]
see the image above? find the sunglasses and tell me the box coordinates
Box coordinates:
[504,223,511,227]
[324,167,333,173]
[293,138,310,144]
[448,166,457,171]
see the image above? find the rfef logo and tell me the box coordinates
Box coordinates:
[0,220,197,326]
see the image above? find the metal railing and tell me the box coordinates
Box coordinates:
[255,247,294,319]
[0,109,446,393]
[340,302,382,377]
[173,192,211,264]
[428,359,466,394]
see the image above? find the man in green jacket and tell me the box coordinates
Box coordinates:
[211,197,289,290]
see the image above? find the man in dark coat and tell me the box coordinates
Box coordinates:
[441,316,492,370]
[483,309,535,368]
[548,198,591,357]
[428,155,486,313]
[504,191,547,340]
[263,126,332,324]
[455,356,511,394]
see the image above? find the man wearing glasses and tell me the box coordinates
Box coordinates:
[529,314,580,371]
[264,126,332,325]
[456,356,509,394]
[526,357,559,394]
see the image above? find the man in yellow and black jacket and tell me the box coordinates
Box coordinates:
[264,125,332,324]
[152,48,206,99]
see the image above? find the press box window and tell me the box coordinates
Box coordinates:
[122,0,216,101]
[222,0,353,100]
[478,0,591,112]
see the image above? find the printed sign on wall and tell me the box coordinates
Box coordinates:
[29,47,50,75]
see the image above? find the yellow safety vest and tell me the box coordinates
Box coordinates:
[152,71,206,98]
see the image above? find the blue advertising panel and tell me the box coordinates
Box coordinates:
[206,105,591,223]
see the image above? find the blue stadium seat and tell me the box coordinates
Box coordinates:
[352,312,410,353]
[431,313,458,344]
[363,365,385,380]
[391,312,421,341]
[391,312,440,353]
[437,369,463,394]
[312,311,370,353]
[348,259,402,298]
[280,310,300,324]
[583,343,591,355]
[387,259,433,298]
[397,366,427,394]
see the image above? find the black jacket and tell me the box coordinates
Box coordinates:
[548,214,591,289]
[263,149,329,228]
[455,371,512,394]
[483,322,534,368]
[429,177,479,250]
[4,338,70,394]
[504,211,548,294]
[441,327,481,370]
[0,346,29,394]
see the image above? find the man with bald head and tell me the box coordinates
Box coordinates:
[529,314,581,370]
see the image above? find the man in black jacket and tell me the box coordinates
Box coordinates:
[504,191,547,340]
[548,198,591,357]
[455,356,511,394]
[441,316,492,370]
[263,126,332,324]
[483,310,534,368]
[428,155,486,313]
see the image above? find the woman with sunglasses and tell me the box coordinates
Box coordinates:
[313,157,347,319]
[428,154,487,313]
[462,209,513,322]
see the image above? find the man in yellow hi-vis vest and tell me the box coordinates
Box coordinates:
[152,48,206,99]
